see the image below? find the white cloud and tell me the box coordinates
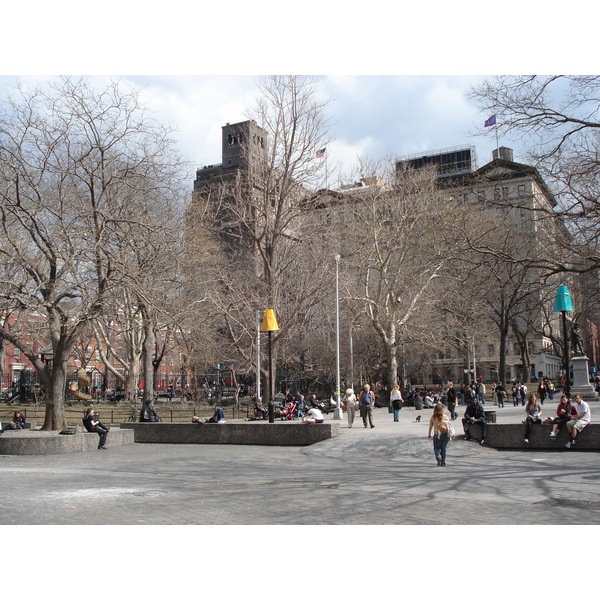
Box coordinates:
[0,74,517,183]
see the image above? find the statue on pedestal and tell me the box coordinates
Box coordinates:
[570,322,585,356]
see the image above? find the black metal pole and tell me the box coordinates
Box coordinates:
[563,310,571,398]
[268,331,274,423]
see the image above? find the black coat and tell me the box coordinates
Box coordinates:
[140,405,158,422]
[464,402,485,420]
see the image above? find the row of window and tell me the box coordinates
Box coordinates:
[437,341,541,361]
[226,133,266,148]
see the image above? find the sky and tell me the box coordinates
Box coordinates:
[0,73,505,187]
[2,1,595,195]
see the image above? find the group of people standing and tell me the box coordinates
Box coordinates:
[500,378,555,407]
[343,384,377,428]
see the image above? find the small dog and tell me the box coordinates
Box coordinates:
[415,415,421,422]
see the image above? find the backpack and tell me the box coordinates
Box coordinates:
[439,419,454,437]
[447,420,455,437]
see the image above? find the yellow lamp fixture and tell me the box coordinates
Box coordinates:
[261,309,280,332]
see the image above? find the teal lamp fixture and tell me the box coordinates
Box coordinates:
[553,285,574,397]
[553,285,574,312]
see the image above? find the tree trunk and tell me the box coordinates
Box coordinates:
[386,342,399,394]
[142,317,155,403]
[42,361,68,431]
[124,365,140,402]
[498,328,509,386]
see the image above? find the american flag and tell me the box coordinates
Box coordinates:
[316,147,326,158]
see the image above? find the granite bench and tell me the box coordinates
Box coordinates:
[120,421,339,446]
[464,421,600,450]
[0,427,134,455]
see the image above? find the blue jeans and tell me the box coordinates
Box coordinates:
[393,408,400,421]
[433,433,449,465]
[207,407,225,422]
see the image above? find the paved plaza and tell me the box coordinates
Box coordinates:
[1,399,599,526]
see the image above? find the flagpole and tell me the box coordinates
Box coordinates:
[495,122,500,160]
[317,147,328,188]
[485,115,500,160]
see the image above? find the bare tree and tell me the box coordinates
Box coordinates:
[470,75,600,274]
[0,77,186,429]
[189,76,332,398]
[339,160,471,391]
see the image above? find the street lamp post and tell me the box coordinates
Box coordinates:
[333,254,342,420]
[553,285,574,398]
[260,309,280,423]
[349,325,354,392]
[256,310,261,403]
[472,336,477,383]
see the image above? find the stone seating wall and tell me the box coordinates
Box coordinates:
[0,428,134,455]
[465,421,600,449]
[120,421,339,446]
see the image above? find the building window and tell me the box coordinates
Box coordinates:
[477,190,486,202]
[518,185,525,197]
[13,346,20,359]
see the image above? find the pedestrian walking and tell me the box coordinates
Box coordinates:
[359,384,375,428]
[428,403,454,466]
[344,388,358,428]
[495,382,506,408]
[390,385,403,422]
[446,381,457,420]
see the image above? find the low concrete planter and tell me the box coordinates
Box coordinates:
[120,421,339,446]
[465,422,600,450]
[0,428,134,455]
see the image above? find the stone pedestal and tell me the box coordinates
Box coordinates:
[571,355,598,401]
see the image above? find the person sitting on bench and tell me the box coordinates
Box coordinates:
[549,395,577,439]
[0,410,26,432]
[462,395,487,445]
[139,400,160,422]
[254,397,268,419]
[302,401,325,424]
[83,408,109,450]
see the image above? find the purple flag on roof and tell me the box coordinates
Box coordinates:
[484,115,496,127]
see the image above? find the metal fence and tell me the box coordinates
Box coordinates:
[0,401,259,427]
[1,371,250,405]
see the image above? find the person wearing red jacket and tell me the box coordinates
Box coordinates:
[549,395,577,439]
